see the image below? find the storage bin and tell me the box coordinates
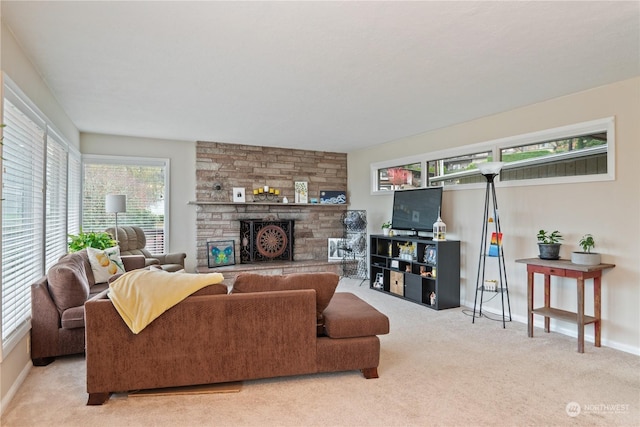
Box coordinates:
[390,271,404,296]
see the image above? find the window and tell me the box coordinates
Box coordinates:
[82,156,169,254]
[1,78,80,355]
[376,162,422,191]
[67,152,82,236]
[427,151,493,186]
[499,132,607,181]
[45,132,68,270]
[2,96,46,349]
[371,117,614,193]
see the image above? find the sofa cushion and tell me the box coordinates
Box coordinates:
[60,305,86,329]
[47,255,90,314]
[232,272,339,317]
[86,246,125,283]
[323,292,390,339]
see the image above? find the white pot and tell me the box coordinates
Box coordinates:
[571,252,601,266]
[382,228,390,236]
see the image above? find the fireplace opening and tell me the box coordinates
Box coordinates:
[240,219,294,263]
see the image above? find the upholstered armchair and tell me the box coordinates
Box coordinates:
[106,226,186,272]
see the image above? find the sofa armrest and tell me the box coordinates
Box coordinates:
[30,278,62,360]
[121,255,145,271]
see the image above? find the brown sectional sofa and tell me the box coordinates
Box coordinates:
[85,272,389,404]
[30,249,145,366]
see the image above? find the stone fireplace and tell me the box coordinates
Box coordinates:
[193,141,348,271]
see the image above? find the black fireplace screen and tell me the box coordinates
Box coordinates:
[240,219,294,263]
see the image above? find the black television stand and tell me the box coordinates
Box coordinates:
[369,234,460,310]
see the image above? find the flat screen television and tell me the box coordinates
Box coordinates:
[391,187,443,233]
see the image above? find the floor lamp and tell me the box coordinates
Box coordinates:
[472,162,512,328]
[105,194,126,244]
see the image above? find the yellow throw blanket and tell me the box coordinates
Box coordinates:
[108,270,225,334]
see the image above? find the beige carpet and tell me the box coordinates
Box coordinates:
[2,278,639,427]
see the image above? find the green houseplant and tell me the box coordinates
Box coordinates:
[68,230,116,253]
[537,229,563,260]
[571,234,601,265]
[381,221,392,236]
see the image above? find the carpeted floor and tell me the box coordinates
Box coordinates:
[2,278,639,426]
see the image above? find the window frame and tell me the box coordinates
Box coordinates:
[1,75,80,358]
[370,117,615,194]
[81,154,171,252]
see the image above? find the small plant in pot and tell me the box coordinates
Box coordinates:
[537,229,563,260]
[381,221,392,236]
[571,234,601,266]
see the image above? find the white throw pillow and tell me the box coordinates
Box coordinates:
[87,246,126,283]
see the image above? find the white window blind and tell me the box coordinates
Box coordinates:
[45,133,68,270]
[67,151,82,236]
[1,98,46,345]
[82,157,168,254]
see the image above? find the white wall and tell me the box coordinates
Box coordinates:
[1,24,79,148]
[348,77,640,355]
[80,133,198,272]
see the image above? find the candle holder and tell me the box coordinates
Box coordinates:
[252,186,280,202]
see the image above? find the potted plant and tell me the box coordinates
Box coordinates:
[537,229,563,260]
[68,230,116,253]
[381,221,392,236]
[571,234,601,265]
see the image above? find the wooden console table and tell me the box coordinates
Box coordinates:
[515,258,615,353]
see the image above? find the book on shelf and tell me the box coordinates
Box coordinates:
[488,232,503,257]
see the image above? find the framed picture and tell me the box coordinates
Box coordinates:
[424,245,437,264]
[327,238,346,261]
[320,190,346,204]
[232,187,246,203]
[207,240,235,268]
[294,181,308,203]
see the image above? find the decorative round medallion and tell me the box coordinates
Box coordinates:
[256,225,288,258]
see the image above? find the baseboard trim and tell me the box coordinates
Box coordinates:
[0,358,31,417]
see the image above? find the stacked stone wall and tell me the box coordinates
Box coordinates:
[195,141,349,269]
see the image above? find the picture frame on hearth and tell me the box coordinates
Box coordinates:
[328,238,345,261]
[207,240,235,268]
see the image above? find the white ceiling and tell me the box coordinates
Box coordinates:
[2,1,639,153]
